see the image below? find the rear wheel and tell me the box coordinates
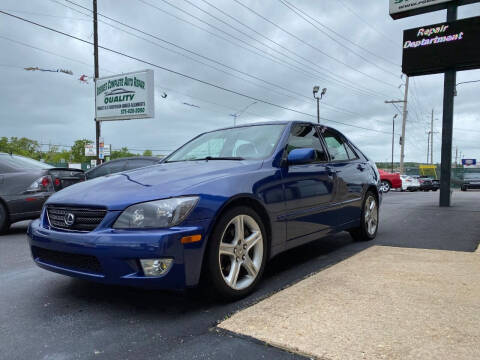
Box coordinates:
[205,206,267,300]
[461,186,467,191]
[0,203,10,235]
[349,191,378,242]
[379,180,391,193]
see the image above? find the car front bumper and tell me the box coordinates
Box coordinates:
[27,217,211,289]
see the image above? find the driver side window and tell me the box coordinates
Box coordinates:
[286,124,328,162]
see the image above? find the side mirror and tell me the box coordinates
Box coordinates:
[287,148,315,165]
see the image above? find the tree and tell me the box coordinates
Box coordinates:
[0,137,40,159]
[110,147,135,159]
[71,139,93,163]
[142,149,153,156]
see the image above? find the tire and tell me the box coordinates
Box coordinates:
[205,206,267,300]
[349,191,379,242]
[432,189,438,192]
[461,186,467,191]
[0,202,10,235]
[379,180,391,193]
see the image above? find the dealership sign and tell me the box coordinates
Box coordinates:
[85,143,111,157]
[390,0,480,19]
[95,69,155,121]
[402,16,480,76]
[462,159,477,166]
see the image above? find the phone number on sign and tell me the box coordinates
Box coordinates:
[121,107,145,115]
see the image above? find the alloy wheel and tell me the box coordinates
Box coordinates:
[218,214,264,290]
[364,196,378,236]
[380,181,390,193]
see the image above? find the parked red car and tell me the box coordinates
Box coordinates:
[378,169,402,193]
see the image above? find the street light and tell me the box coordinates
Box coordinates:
[230,101,257,126]
[392,114,398,173]
[313,86,327,124]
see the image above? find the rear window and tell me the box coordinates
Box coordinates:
[0,154,53,170]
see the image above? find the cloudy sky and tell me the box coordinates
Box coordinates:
[1,0,479,163]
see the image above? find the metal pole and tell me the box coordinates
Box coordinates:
[93,0,100,165]
[430,109,434,164]
[391,117,395,173]
[316,97,320,124]
[439,4,457,207]
[399,76,409,174]
[427,132,430,164]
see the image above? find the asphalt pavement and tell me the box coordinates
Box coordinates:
[1,190,479,360]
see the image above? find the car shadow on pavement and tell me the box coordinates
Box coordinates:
[47,231,370,317]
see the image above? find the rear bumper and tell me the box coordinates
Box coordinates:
[27,217,211,289]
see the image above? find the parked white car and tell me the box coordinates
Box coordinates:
[400,175,420,191]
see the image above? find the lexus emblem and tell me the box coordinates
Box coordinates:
[64,213,75,226]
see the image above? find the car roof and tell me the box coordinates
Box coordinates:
[204,120,340,134]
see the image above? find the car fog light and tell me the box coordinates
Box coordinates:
[140,258,173,277]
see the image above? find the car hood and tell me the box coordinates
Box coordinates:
[46,160,263,210]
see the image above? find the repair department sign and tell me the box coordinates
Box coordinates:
[95,69,154,121]
[390,0,480,19]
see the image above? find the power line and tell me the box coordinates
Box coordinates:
[230,0,397,88]
[337,0,399,48]
[0,10,395,135]
[0,8,90,21]
[277,0,401,71]
[58,0,362,116]
[138,0,388,99]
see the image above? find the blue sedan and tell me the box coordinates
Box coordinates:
[28,121,381,299]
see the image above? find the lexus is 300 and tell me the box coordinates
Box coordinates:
[28,121,381,299]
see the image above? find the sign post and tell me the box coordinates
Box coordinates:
[394,0,480,207]
[439,3,457,207]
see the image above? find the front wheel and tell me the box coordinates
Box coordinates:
[379,180,391,193]
[205,206,267,300]
[349,191,378,242]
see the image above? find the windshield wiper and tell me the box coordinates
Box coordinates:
[165,156,244,163]
[195,156,244,161]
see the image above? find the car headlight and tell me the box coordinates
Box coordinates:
[113,196,199,229]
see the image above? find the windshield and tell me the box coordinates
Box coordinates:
[0,153,53,170]
[166,124,286,162]
[465,173,480,179]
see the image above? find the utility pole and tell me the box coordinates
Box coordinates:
[430,109,434,164]
[400,76,409,174]
[391,114,398,173]
[93,0,100,165]
[385,75,408,174]
[427,131,430,164]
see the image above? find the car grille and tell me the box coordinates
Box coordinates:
[46,206,107,232]
[32,246,102,274]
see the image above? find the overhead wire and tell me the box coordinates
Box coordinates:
[277,0,401,73]
[57,0,362,116]
[0,10,397,136]
[138,0,389,99]
[230,0,398,88]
